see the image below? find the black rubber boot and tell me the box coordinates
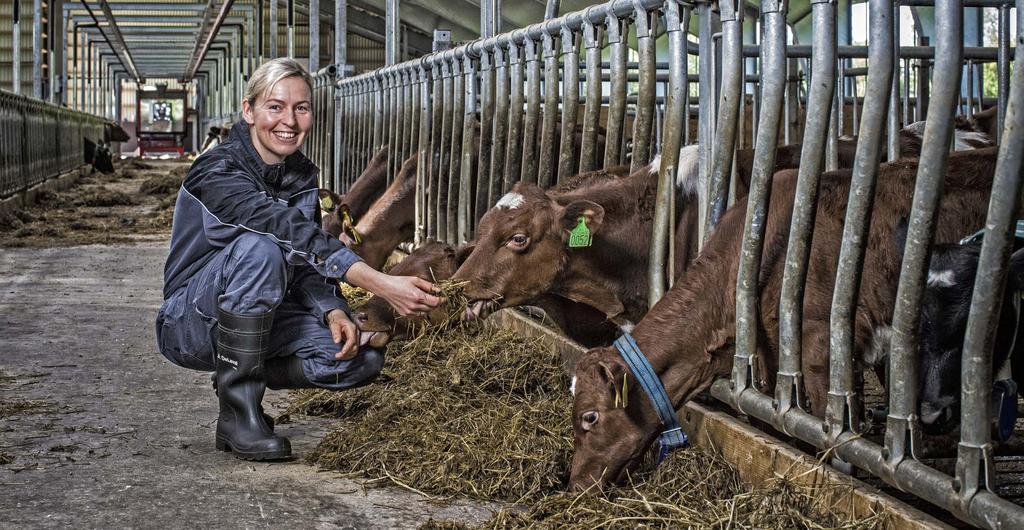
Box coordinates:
[265,356,316,390]
[211,374,275,431]
[214,309,291,460]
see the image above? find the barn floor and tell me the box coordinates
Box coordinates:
[0,163,495,528]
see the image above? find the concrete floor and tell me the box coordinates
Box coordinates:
[0,240,493,529]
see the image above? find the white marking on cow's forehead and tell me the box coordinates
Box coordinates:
[495,192,525,210]
[569,375,577,396]
[927,270,956,288]
[864,325,893,367]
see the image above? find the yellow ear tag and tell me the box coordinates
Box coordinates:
[621,373,629,408]
[341,207,362,245]
[320,195,334,212]
[613,384,622,409]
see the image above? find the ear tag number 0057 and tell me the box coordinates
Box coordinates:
[568,216,592,248]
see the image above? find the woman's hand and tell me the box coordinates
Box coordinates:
[344,261,442,317]
[326,309,359,359]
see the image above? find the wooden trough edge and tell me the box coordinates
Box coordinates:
[488,307,953,530]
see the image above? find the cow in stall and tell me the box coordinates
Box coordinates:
[200,126,230,154]
[887,223,1024,440]
[566,147,1001,490]
[340,155,419,270]
[320,145,391,238]
[83,121,131,174]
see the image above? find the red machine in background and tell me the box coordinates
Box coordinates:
[136,88,188,157]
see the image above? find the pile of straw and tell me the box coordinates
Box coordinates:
[292,285,887,529]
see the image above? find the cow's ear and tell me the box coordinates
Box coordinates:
[561,200,605,236]
[596,359,631,408]
[893,216,909,255]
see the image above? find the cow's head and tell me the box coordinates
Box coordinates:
[355,241,472,348]
[104,121,130,143]
[568,347,660,492]
[453,181,604,320]
[896,220,1024,434]
[319,189,345,238]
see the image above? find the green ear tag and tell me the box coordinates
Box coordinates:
[568,216,592,248]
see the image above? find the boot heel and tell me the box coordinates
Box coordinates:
[215,437,231,452]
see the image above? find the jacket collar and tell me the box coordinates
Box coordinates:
[228,120,317,189]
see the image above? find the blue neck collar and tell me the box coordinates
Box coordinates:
[613,332,689,462]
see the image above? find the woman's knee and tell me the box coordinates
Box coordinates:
[303,347,385,390]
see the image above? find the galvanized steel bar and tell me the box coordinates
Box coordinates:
[829,0,895,455]
[33,0,42,99]
[956,1,1024,521]
[579,15,602,173]
[538,32,560,189]
[604,11,627,169]
[998,3,1011,144]
[774,0,836,433]
[504,38,525,189]
[13,0,21,95]
[431,61,449,239]
[888,2,901,161]
[888,1,963,483]
[458,56,477,243]
[287,0,295,58]
[648,0,689,306]
[557,23,580,183]
[631,4,656,172]
[732,0,786,409]
[438,60,456,241]
[403,71,415,164]
[477,51,495,222]
[521,37,542,185]
[310,0,319,71]
[386,0,399,65]
[706,0,742,236]
[447,58,466,243]
[270,0,278,58]
[489,46,509,209]
[416,65,431,244]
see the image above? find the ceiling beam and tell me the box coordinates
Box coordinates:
[79,0,141,82]
[184,0,236,82]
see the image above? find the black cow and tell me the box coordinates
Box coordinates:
[895,221,1024,438]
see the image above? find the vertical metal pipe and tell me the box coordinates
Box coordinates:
[888,2,901,162]
[956,1,1024,512]
[604,12,627,169]
[579,16,601,173]
[538,32,559,189]
[477,50,495,220]
[309,0,319,72]
[458,56,477,243]
[504,39,525,188]
[888,2,963,483]
[631,7,655,172]
[33,0,42,99]
[775,0,836,432]
[437,60,455,241]
[447,58,465,243]
[372,75,384,164]
[405,71,416,167]
[335,0,346,68]
[828,0,895,460]
[61,9,68,107]
[521,37,541,185]
[966,61,975,117]
[287,0,295,58]
[416,66,431,244]
[648,1,689,305]
[732,0,785,408]
[837,60,845,135]
[826,62,840,172]
[903,58,911,127]
[429,64,444,239]
[557,24,580,183]
[706,0,742,236]
[490,47,509,207]
[386,0,399,66]
[270,0,278,58]
[997,3,1010,144]
[13,0,21,95]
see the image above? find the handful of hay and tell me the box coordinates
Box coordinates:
[295,285,886,529]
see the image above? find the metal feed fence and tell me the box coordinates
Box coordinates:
[0,89,105,200]
[317,0,1024,527]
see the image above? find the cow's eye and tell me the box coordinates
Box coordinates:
[508,234,529,247]
[581,410,599,430]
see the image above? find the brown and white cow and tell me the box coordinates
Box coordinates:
[341,155,418,270]
[567,147,1001,490]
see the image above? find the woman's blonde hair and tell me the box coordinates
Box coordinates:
[244,58,314,105]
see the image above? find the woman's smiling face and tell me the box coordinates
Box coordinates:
[242,76,312,164]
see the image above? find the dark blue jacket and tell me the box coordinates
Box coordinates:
[162,120,362,320]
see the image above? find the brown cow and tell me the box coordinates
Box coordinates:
[341,155,418,270]
[321,145,390,237]
[567,147,1001,490]
[354,240,619,349]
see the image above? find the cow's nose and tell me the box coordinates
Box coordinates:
[920,400,954,430]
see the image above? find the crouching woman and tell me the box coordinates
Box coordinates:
[156,58,440,460]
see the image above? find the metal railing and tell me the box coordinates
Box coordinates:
[306,65,338,189]
[0,89,105,200]
[317,0,1024,527]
